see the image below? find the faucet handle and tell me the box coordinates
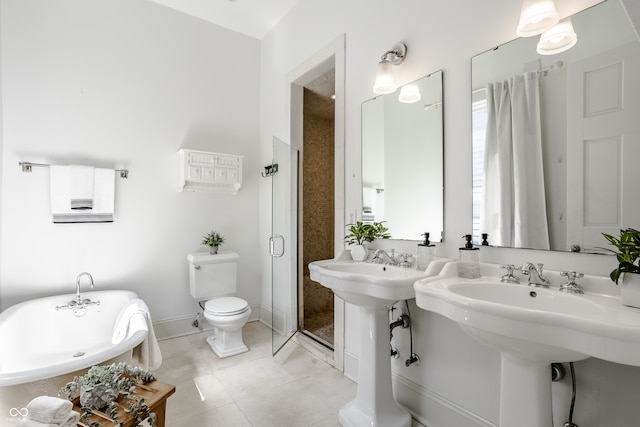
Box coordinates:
[560,270,584,281]
[559,271,585,294]
[500,264,520,284]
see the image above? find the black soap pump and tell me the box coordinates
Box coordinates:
[458,234,481,278]
[417,232,436,271]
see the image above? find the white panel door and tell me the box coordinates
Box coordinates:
[567,42,640,252]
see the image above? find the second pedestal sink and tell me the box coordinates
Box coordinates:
[414,262,640,427]
[309,252,450,427]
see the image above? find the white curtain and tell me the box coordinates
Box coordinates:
[481,71,550,250]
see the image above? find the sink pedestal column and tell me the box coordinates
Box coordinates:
[499,353,552,427]
[339,305,411,427]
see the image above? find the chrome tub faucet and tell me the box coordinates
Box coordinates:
[56,272,100,312]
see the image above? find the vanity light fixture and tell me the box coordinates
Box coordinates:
[516,0,559,37]
[372,43,407,95]
[536,17,577,55]
[398,82,421,103]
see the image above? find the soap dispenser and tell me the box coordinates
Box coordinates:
[458,234,481,278]
[417,232,436,271]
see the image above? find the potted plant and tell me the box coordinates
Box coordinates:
[344,221,391,261]
[601,228,640,308]
[59,362,157,427]
[202,230,225,255]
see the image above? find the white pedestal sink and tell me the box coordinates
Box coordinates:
[309,252,450,427]
[414,262,640,427]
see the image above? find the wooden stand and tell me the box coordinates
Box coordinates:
[72,380,175,427]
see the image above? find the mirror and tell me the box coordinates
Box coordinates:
[362,70,444,241]
[472,0,640,253]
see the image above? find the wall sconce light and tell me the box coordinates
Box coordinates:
[516,0,559,37]
[536,17,577,55]
[398,82,421,103]
[372,43,407,95]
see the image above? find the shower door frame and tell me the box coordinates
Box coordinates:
[285,35,346,371]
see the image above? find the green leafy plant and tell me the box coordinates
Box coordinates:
[601,228,640,284]
[59,362,157,427]
[201,230,225,248]
[344,221,391,245]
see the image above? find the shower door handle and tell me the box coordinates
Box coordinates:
[269,234,285,258]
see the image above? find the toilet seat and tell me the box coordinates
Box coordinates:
[205,297,249,316]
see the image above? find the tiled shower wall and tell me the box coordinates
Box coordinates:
[302,88,335,345]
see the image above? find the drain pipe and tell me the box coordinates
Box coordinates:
[388,302,421,366]
[403,300,420,367]
[389,313,409,358]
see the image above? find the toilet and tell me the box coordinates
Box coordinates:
[188,250,251,358]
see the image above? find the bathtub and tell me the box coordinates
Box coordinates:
[0,290,149,387]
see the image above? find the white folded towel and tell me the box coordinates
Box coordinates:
[50,166,115,223]
[25,396,72,424]
[69,165,94,210]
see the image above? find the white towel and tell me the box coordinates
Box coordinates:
[132,316,163,371]
[50,166,115,223]
[112,299,150,344]
[25,396,72,424]
[69,165,94,210]
[112,299,163,371]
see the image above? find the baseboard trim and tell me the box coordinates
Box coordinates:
[342,352,496,427]
[153,303,261,340]
[393,373,497,427]
[257,304,285,335]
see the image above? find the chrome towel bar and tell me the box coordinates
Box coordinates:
[19,162,129,178]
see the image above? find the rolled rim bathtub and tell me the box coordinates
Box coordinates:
[0,290,148,387]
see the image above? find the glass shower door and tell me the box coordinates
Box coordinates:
[271,137,299,355]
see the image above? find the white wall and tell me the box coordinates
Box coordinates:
[261,0,640,426]
[0,0,261,336]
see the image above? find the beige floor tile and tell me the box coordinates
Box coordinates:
[235,379,336,427]
[159,321,427,427]
[174,401,253,426]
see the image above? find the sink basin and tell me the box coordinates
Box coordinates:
[309,255,449,307]
[448,282,604,316]
[309,252,450,427]
[414,262,640,427]
[415,266,640,365]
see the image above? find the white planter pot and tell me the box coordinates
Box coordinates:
[622,273,640,309]
[350,244,369,262]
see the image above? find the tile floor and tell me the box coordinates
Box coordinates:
[157,321,427,427]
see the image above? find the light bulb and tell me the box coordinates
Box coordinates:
[398,83,421,103]
[537,17,577,55]
[517,0,559,37]
[373,60,397,95]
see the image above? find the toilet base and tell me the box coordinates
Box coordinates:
[206,332,249,358]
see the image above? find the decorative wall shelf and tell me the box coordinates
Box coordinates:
[178,149,243,194]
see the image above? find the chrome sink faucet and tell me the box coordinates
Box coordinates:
[371,249,399,266]
[520,262,550,288]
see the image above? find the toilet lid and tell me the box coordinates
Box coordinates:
[205,297,249,316]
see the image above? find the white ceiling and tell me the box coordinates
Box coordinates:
[149,0,299,39]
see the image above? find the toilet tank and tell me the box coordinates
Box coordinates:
[187,251,239,300]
